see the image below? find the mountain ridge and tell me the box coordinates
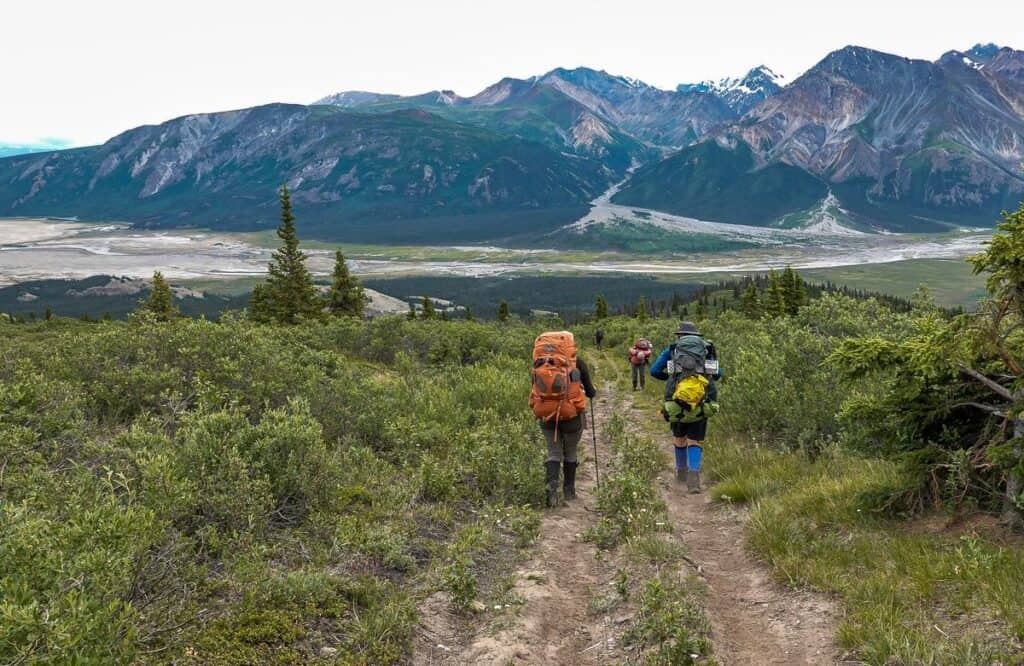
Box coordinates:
[1,44,1022,240]
[615,43,1024,231]
[0,103,607,242]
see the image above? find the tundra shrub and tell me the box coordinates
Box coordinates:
[0,315,546,663]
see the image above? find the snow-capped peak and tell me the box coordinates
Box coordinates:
[676,65,785,113]
[747,65,787,86]
[680,65,785,96]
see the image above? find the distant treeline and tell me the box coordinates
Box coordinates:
[3,270,932,325]
[625,273,925,320]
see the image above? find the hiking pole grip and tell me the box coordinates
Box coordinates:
[590,400,600,489]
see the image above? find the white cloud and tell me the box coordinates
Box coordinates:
[1,0,1021,146]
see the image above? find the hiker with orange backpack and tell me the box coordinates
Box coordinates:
[628,338,653,390]
[650,322,721,493]
[530,331,597,507]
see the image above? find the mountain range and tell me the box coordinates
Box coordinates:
[616,44,1024,231]
[1,43,1022,242]
[0,140,73,158]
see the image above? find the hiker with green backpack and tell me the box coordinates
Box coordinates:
[649,322,721,493]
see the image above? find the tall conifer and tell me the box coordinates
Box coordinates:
[142,270,178,321]
[251,186,322,324]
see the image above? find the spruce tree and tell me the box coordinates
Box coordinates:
[695,299,707,319]
[966,203,1024,528]
[766,271,787,318]
[497,300,511,322]
[142,270,178,321]
[251,186,322,324]
[781,266,806,315]
[326,250,365,317]
[595,295,609,320]
[44,307,53,321]
[464,307,474,321]
[793,271,809,311]
[440,309,449,321]
[740,283,762,319]
[421,296,435,319]
[636,295,648,322]
[407,301,417,320]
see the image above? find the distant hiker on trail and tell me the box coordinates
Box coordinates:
[650,322,721,493]
[530,331,597,507]
[628,338,653,391]
[595,328,604,349]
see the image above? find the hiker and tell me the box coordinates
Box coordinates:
[530,331,597,507]
[628,338,652,390]
[650,322,721,493]
[595,328,604,349]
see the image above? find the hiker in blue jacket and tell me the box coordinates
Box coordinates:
[650,322,722,493]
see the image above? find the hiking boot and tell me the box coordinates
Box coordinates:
[675,468,686,484]
[687,470,701,494]
[545,461,561,507]
[563,461,579,500]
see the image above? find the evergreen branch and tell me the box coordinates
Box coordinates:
[958,366,1014,401]
[989,296,1024,375]
[951,401,1008,417]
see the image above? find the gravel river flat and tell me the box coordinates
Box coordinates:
[0,217,990,286]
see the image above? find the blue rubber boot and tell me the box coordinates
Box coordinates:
[674,446,687,484]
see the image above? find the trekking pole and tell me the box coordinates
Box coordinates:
[590,400,601,489]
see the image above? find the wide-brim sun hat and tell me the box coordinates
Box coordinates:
[676,321,700,336]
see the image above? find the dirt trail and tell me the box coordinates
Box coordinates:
[664,480,839,664]
[414,382,841,665]
[630,398,842,665]
[414,394,624,665]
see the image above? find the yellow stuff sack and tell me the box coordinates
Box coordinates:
[672,374,708,408]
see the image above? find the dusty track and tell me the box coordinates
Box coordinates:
[630,394,842,666]
[414,393,623,665]
[661,475,840,664]
[414,384,841,665]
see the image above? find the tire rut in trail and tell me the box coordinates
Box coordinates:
[413,390,624,665]
[624,395,843,666]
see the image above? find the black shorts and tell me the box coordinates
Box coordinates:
[671,419,707,441]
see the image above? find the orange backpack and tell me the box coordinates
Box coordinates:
[529,331,587,422]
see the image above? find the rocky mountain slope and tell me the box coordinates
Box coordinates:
[616,45,1024,231]
[317,67,742,158]
[317,74,656,178]
[1,44,1021,240]
[0,104,609,243]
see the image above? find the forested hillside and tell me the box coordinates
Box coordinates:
[3,206,1024,664]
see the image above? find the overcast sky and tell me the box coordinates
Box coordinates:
[3,0,1021,146]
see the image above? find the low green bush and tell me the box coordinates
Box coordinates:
[0,316,545,663]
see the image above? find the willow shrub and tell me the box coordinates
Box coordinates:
[0,315,543,664]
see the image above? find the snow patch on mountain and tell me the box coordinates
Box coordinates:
[687,65,786,96]
[677,65,786,113]
[962,56,984,70]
